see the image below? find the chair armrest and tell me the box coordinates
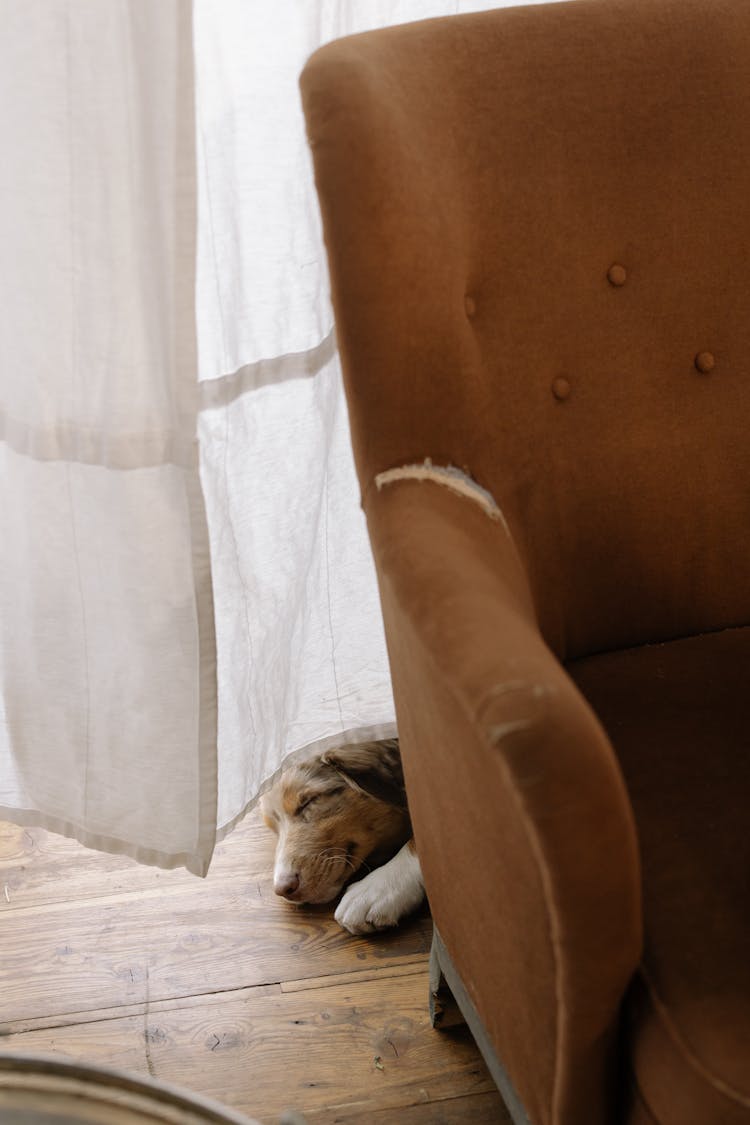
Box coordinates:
[364,476,642,1125]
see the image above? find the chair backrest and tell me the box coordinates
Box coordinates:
[302,0,750,660]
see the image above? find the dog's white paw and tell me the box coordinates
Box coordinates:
[334,843,424,935]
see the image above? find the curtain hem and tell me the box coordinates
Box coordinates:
[0,806,211,877]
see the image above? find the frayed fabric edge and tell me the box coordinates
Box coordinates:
[374,459,508,530]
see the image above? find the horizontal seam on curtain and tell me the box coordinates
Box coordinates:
[1,330,338,469]
[0,409,198,470]
[198,325,337,408]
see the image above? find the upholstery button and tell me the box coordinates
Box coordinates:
[607,263,627,287]
[695,351,715,374]
[464,295,477,317]
[551,376,571,401]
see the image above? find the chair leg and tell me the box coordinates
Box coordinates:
[429,931,467,1029]
[428,928,532,1125]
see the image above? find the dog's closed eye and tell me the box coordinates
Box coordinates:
[296,785,346,818]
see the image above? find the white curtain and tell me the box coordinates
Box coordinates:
[0,0,216,874]
[195,0,546,837]
[0,0,560,875]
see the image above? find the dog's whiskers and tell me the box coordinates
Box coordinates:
[315,844,376,879]
[319,852,358,873]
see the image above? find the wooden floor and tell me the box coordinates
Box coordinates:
[0,811,509,1124]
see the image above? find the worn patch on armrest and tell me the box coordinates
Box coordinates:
[374,459,506,527]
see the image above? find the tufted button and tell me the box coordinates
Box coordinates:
[464,295,477,318]
[607,263,627,287]
[551,376,571,401]
[695,351,715,374]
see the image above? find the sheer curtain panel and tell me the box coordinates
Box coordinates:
[0,1,217,873]
[1,0,564,873]
[194,0,522,835]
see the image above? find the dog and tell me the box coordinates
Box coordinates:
[260,739,425,934]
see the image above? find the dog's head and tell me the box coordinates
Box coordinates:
[260,739,410,905]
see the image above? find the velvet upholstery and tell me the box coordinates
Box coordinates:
[570,628,750,1124]
[301,2,750,1122]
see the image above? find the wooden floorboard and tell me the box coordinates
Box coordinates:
[302,1091,508,1124]
[0,814,510,1123]
[1,815,297,909]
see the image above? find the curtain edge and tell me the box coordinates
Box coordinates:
[187,463,219,877]
[183,0,219,878]
[0,723,398,877]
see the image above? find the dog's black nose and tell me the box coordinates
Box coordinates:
[274,872,300,898]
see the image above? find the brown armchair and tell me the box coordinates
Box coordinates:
[300,1,750,1122]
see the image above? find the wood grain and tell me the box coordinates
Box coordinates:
[303,1091,510,1124]
[0,815,274,910]
[1,828,431,1026]
[0,812,507,1123]
[2,973,503,1124]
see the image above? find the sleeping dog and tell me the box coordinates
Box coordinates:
[260,739,425,934]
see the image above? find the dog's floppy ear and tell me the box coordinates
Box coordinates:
[321,739,407,809]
